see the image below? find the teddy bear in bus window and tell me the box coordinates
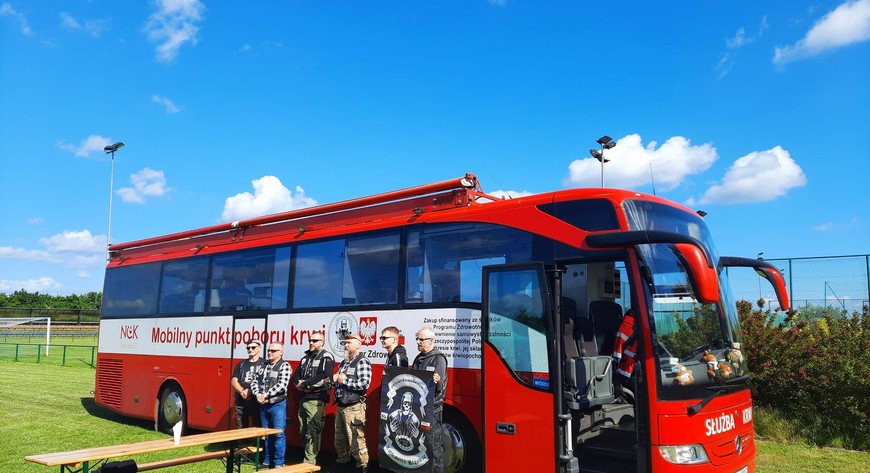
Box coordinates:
[674,364,695,386]
[726,343,744,376]
[717,360,733,380]
[700,350,718,379]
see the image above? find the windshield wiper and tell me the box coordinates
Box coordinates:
[687,380,745,415]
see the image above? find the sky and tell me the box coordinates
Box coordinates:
[1,0,868,298]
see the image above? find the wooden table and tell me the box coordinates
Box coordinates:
[25,427,282,473]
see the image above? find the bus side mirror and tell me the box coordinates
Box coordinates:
[719,256,790,311]
[674,243,719,304]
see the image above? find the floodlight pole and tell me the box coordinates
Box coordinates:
[590,135,616,188]
[104,142,125,253]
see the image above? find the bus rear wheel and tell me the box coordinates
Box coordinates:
[442,407,480,473]
[157,383,187,435]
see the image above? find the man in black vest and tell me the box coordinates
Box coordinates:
[231,338,266,429]
[291,330,335,466]
[412,326,448,473]
[333,333,372,473]
[251,342,291,469]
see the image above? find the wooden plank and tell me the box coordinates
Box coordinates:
[268,464,321,473]
[137,446,259,471]
[24,428,280,466]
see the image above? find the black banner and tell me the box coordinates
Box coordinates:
[378,367,436,472]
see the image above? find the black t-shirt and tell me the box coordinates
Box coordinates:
[232,357,266,402]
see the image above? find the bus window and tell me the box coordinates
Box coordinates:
[158,257,209,314]
[405,223,534,304]
[294,232,400,308]
[486,266,550,389]
[345,233,400,305]
[209,248,287,312]
[102,262,162,317]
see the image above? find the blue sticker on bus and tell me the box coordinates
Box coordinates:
[533,377,550,389]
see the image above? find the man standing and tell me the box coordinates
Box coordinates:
[291,330,335,466]
[380,326,408,370]
[251,342,291,469]
[333,333,372,473]
[412,326,448,473]
[230,339,266,429]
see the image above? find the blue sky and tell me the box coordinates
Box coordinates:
[1,0,868,297]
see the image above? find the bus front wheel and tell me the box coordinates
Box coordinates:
[157,383,187,435]
[442,407,481,473]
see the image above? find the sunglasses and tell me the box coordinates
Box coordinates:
[379,336,395,340]
[245,346,259,351]
[309,339,323,343]
[415,337,433,342]
[267,349,280,353]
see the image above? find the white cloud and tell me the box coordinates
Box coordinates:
[688,146,807,205]
[1,3,33,35]
[39,230,104,253]
[27,217,43,224]
[563,134,717,191]
[813,222,834,231]
[717,17,768,78]
[143,0,206,62]
[774,0,870,64]
[151,94,181,113]
[60,11,80,30]
[0,277,62,293]
[0,229,106,270]
[117,168,171,204]
[58,134,113,158]
[222,176,318,222]
[485,190,534,201]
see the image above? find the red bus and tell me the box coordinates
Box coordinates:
[96,173,788,473]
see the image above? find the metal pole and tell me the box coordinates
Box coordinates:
[600,148,605,188]
[107,149,115,253]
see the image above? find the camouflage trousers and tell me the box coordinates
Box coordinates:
[334,402,368,467]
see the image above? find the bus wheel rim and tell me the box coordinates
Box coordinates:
[442,421,466,472]
[162,391,184,426]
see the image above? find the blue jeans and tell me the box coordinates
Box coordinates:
[259,400,287,467]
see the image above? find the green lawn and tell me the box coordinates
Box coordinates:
[1,360,867,472]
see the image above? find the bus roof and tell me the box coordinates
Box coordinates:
[107,173,692,265]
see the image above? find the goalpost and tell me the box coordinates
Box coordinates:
[0,317,51,355]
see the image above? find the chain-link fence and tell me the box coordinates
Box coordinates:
[726,254,870,314]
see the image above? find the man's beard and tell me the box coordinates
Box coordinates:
[345,350,355,361]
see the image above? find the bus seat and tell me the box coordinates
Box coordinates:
[590,301,622,357]
[564,356,616,411]
[562,297,581,359]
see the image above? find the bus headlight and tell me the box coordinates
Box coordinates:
[658,444,709,465]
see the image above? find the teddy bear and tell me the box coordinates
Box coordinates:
[717,360,733,380]
[674,364,695,386]
[726,343,744,376]
[700,350,718,379]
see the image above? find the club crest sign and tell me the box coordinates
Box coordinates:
[379,367,436,472]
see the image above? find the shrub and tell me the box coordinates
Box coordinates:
[740,301,870,450]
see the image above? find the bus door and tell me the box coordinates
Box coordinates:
[227,315,268,429]
[482,263,557,473]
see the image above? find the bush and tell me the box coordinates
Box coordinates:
[740,301,870,450]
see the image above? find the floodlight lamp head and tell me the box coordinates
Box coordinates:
[596,135,613,145]
[589,149,602,159]
[604,141,617,150]
[696,210,708,217]
[104,142,125,153]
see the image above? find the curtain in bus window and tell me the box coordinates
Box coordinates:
[158,257,209,314]
[210,248,287,312]
[102,263,162,317]
[405,223,534,304]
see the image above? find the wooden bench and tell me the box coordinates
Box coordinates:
[25,427,281,473]
[137,446,258,471]
[268,464,321,473]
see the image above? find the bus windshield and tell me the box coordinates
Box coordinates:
[624,200,748,401]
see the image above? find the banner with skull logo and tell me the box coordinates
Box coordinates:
[378,367,436,472]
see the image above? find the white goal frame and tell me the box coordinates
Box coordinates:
[0,317,51,355]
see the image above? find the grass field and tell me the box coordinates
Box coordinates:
[2,360,867,473]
